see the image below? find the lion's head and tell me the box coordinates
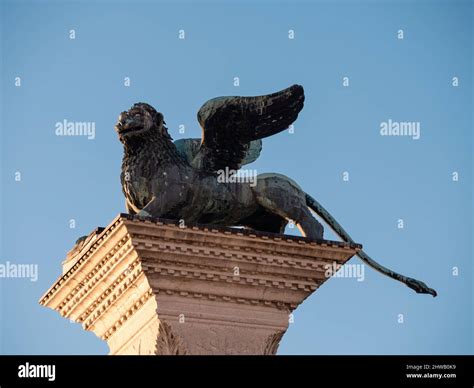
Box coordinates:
[115,103,168,143]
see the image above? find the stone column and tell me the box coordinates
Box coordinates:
[39,214,361,355]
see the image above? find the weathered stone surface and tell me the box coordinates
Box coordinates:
[39,214,361,355]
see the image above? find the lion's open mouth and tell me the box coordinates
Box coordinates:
[117,124,140,135]
[115,118,143,135]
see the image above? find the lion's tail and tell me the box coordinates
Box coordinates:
[305,193,437,297]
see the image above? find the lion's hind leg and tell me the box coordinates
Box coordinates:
[252,173,323,240]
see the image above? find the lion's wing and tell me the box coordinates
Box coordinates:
[191,84,304,172]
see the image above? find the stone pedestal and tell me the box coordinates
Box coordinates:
[39,214,361,355]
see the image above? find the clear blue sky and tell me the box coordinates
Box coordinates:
[1,0,472,354]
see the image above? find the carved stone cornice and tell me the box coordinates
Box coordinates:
[39,214,361,355]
